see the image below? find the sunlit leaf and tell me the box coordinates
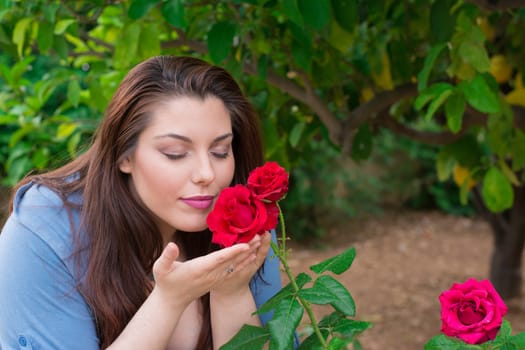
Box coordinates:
[13,17,32,57]
[54,19,76,35]
[482,167,514,212]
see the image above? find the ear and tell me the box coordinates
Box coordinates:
[119,157,133,174]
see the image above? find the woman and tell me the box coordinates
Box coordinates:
[0,56,281,349]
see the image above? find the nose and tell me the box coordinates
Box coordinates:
[192,153,215,185]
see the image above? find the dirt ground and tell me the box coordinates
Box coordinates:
[284,210,525,350]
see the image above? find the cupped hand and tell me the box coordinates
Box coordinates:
[211,231,272,297]
[151,240,256,309]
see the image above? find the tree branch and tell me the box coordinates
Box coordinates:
[161,29,208,54]
[466,0,525,11]
[244,61,343,145]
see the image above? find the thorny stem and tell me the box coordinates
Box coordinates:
[269,203,329,349]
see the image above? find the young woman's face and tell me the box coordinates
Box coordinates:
[119,96,235,239]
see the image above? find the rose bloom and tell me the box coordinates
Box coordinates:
[247,161,289,202]
[439,278,508,344]
[207,184,278,247]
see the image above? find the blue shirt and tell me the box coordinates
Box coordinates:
[0,183,283,349]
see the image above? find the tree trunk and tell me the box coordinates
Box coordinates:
[474,185,525,299]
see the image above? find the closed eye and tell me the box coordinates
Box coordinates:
[164,153,187,160]
[212,152,230,159]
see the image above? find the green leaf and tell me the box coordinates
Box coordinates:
[56,122,77,140]
[417,43,446,91]
[67,80,81,107]
[219,324,269,350]
[268,298,304,350]
[458,41,490,73]
[415,83,454,111]
[461,75,501,113]
[114,22,141,69]
[509,332,525,348]
[333,319,373,337]
[311,275,355,316]
[499,158,521,187]
[52,35,69,60]
[425,88,453,121]
[54,19,76,35]
[298,329,328,350]
[291,39,312,72]
[161,0,187,29]
[12,17,32,57]
[328,336,350,350]
[297,0,331,31]
[289,122,305,148]
[67,132,82,158]
[423,334,480,350]
[9,124,35,148]
[351,124,373,161]
[331,0,358,33]
[310,247,356,275]
[37,21,54,53]
[482,167,514,212]
[128,0,158,20]
[89,78,108,112]
[31,147,50,170]
[281,0,303,26]
[257,272,312,314]
[207,22,236,64]
[430,0,455,43]
[445,92,466,133]
[4,156,32,186]
[138,23,161,59]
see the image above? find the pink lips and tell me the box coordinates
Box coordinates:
[181,195,214,209]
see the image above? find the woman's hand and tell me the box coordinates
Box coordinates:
[211,231,272,297]
[151,239,259,309]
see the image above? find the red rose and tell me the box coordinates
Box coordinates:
[207,185,278,247]
[247,161,289,202]
[439,278,508,344]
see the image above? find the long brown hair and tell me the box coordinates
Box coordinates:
[9,56,264,348]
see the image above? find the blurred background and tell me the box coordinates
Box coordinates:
[1,0,525,349]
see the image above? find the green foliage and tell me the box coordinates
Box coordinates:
[0,0,524,228]
[425,320,525,350]
[221,237,371,349]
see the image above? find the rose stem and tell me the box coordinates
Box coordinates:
[269,203,328,349]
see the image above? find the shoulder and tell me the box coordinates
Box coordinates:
[5,182,82,263]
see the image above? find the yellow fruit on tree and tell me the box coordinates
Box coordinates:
[372,53,394,91]
[476,16,496,41]
[489,55,512,84]
[505,88,525,108]
[515,72,523,90]
[453,164,477,190]
[360,87,375,103]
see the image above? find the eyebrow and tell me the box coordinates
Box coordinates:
[154,132,233,144]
